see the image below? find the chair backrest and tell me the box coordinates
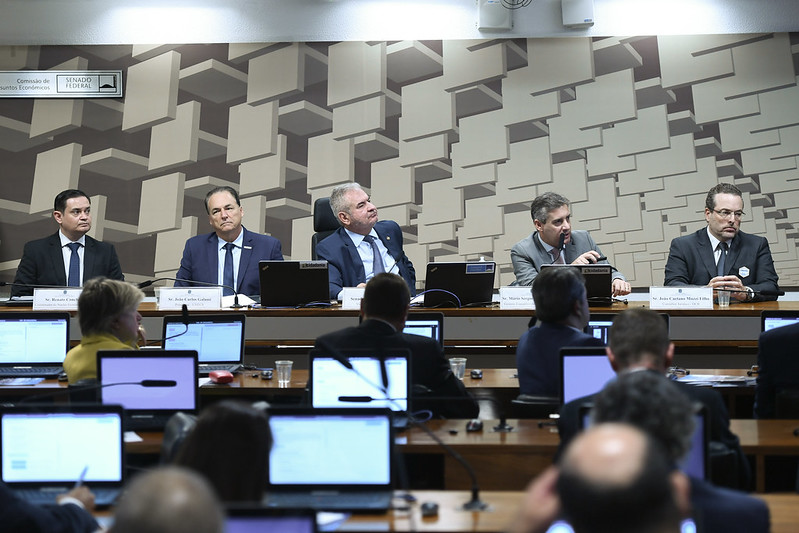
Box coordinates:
[510,394,559,419]
[311,197,340,259]
[160,411,197,464]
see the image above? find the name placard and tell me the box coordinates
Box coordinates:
[499,286,535,309]
[649,286,713,309]
[32,288,82,310]
[340,287,365,310]
[157,287,222,310]
[0,71,123,98]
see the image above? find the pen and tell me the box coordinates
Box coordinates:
[74,465,88,489]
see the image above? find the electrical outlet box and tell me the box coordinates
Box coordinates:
[477,0,513,32]
[562,0,594,28]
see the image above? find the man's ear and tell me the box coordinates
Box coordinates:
[664,342,675,369]
[53,211,63,224]
[606,346,619,372]
[669,471,692,518]
[337,211,349,226]
[533,219,543,233]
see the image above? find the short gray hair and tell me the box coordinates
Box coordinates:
[329,183,365,225]
[530,192,569,224]
[78,278,144,336]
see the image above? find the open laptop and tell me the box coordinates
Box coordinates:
[97,350,199,431]
[0,311,70,377]
[560,347,616,405]
[225,506,318,533]
[585,313,669,343]
[264,408,394,513]
[308,348,411,428]
[760,310,799,332]
[541,264,612,306]
[162,314,245,375]
[259,260,330,307]
[0,404,125,507]
[423,261,496,308]
[403,312,444,347]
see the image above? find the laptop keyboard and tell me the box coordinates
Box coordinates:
[124,414,174,432]
[266,491,392,511]
[15,487,120,506]
[0,366,63,378]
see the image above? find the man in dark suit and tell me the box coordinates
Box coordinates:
[0,481,98,533]
[510,192,630,297]
[315,183,415,300]
[12,189,123,296]
[664,182,779,302]
[175,186,283,297]
[314,273,478,419]
[754,321,799,418]
[558,308,751,491]
[516,266,605,397]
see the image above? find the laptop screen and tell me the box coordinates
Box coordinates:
[225,508,317,533]
[423,261,496,308]
[97,350,198,413]
[403,312,444,347]
[585,313,669,344]
[760,311,799,332]
[560,348,615,404]
[268,410,392,487]
[0,312,70,364]
[310,353,409,412]
[162,314,245,364]
[1,408,123,485]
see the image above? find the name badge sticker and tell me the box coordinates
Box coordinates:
[738,266,750,278]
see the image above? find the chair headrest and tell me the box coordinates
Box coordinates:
[313,197,339,232]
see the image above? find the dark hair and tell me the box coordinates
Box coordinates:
[173,401,272,502]
[705,182,743,211]
[530,192,569,224]
[204,186,241,214]
[558,429,680,533]
[532,266,585,323]
[77,277,144,337]
[591,370,696,463]
[362,273,410,321]
[608,309,670,369]
[54,189,90,213]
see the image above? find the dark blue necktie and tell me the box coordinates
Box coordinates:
[363,235,385,275]
[66,242,81,287]
[717,242,728,277]
[223,242,235,296]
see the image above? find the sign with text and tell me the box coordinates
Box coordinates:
[0,71,123,98]
[157,287,222,310]
[649,286,713,309]
[499,286,535,309]
[32,288,81,310]
[340,287,365,310]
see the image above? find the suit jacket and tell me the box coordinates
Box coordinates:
[510,230,625,286]
[174,227,283,297]
[314,319,479,419]
[664,228,779,301]
[515,321,606,397]
[755,322,799,418]
[12,232,123,297]
[0,481,98,533]
[689,476,770,533]
[315,220,416,299]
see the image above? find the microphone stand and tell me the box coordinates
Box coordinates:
[138,277,245,309]
[17,379,177,405]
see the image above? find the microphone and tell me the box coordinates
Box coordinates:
[137,277,245,309]
[140,379,177,387]
[18,379,176,404]
[1,281,79,300]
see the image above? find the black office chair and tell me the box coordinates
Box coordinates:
[311,197,339,260]
[160,411,197,464]
[68,378,100,404]
[509,394,559,419]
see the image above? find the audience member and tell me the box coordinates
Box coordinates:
[0,482,97,533]
[754,321,799,418]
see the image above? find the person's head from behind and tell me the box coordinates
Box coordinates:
[532,266,588,328]
[110,466,223,533]
[361,273,410,330]
[330,182,377,235]
[530,192,571,248]
[558,423,690,533]
[607,308,673,372]
[173,400,272,502]
[78,278,144,346]
[53,189,92,241]
[591,370,696,465]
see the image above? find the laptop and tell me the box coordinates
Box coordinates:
[585,313,669,343]
[162,314,245,375]
[225,506,318,533]
[541,264,612,306]
[423,261,496,308]
[0,312,70,377]
[760,310,799,332]
[0,404,125,506]
[559,347,616,405]
[264,408,394,513]
[97,350,199,431]
[259,260,330,307]
[403,312,444,347]
[308,348,411,428]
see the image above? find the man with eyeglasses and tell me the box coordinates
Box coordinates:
[664,183,779,302]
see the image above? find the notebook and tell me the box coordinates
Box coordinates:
[225,506,318,533]
[308,349,411,428]
[760,310,799,332]
[403,312,444,347]
[0,404,125,507]
[559,347,615,404]
[585,313,669,344]
[540,264,612,306]
[264,408,394,512]
[162,314,245,375]
[423,261,496,308]
[97,350,199,431]
[259,260,330,307]
[0,312,70,377]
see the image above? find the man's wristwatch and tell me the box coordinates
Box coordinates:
[745,286,755,301]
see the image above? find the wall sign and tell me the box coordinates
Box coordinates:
[0,71,123,98]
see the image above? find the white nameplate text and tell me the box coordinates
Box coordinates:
[499,286,535,310]
[32,288,81,310]
[649,286,713,310]
[158,287,222,310]
[341,287,365,310]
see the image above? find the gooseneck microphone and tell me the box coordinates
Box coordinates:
[18,379,177,404]
[137,277,245,309]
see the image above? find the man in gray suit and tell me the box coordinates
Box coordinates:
[510,192,630,296]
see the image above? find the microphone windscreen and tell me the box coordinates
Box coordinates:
[140,379,178,387]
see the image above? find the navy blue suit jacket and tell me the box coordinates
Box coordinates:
[755,322,799,418]
[0,481,98,533]
[689,477,770,533]
[175,227,283,297]
[515,322,605,397]
[12,232,123,296]
[664,228,779,301]
[315,220,416,299]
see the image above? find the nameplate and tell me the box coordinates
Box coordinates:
[649,286,713,309]
[340,287,365,310]
[32,288,81,310]
[499,286,535,309]
[157,287,222,310]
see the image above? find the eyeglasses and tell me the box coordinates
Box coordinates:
[712,209,744,219]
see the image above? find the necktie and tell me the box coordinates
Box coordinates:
[363,235,385,275]
[717,242,728,277]
[223,243,235,296]
[66,242,81,287]
[550,247,563,265]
